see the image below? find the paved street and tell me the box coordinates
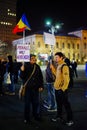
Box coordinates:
[0,65,87,130]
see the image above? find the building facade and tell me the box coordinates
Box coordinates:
[12,28,87,63]
[0,0,22,58]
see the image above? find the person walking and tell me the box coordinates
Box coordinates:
[71,59,78,78]
[50,52,74,126]
[19,54,44,124]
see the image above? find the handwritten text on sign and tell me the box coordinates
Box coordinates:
[17,45,30,62]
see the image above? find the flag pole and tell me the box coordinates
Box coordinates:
[22,29,25,65]
[23,29,25,44]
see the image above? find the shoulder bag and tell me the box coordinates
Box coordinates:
[19,64,36,99]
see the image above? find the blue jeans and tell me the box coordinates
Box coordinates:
[46,83,56,109]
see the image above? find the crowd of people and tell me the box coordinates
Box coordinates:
[0,55,21,96]
[0,52,79,127]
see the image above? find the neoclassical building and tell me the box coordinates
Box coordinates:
[12,27,87,63]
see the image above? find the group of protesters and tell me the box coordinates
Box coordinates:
[0,52,79,127]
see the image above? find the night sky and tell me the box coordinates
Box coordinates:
[16,0,87,34]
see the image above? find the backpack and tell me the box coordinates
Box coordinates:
[61,64,74,89]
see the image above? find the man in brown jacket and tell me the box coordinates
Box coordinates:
[50,52,74,126]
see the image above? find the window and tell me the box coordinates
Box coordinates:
[72,43,75,49]
[38,42,40,47]
[73,53,75,59]
[84,37,86,39]
[45,44,48,48]
[84,43,86,49]
[77,53,80,59]
[67,43,70,49]
[56,42,59,48]
[68,53,70,59]
[62,42,65,48]
[77,44,79,49]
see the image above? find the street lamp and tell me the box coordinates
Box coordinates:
[45,19,64,59]
[45,20,63,35]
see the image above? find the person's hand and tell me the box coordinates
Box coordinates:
[21,65,25,71]
[50,64,53,69]
[39,87,44,92]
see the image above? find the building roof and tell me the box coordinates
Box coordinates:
[70,26,87,32]
[32,30,79,38]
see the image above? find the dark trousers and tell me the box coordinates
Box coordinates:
[74,69,78,77]
[0,78,3,94]
[55,89,73,121]
[24,88,40,121]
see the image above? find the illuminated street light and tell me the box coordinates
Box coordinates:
[45,19,64,34]
[45,19,64,59]
[46,21,51,26]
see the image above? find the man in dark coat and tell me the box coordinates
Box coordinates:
[20,54,44,124]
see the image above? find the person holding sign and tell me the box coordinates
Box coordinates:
[19,54,44,124]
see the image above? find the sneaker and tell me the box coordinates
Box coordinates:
[0,92,4,96]
[5,91,9,95]
[47,108,57,112]
[8,92,15,95]
[51,116,63,122]
[0,94,3,96]
[5,92,15,95]
[43,104,51,109]
[0,93,4,96]
[24,120,31,124]
[24,120,28,124]
[66,121,74,126]
[43,100,49,104]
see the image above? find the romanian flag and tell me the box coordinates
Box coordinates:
[12,14,31,34]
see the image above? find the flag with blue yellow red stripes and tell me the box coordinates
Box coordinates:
[12,13,31,34]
